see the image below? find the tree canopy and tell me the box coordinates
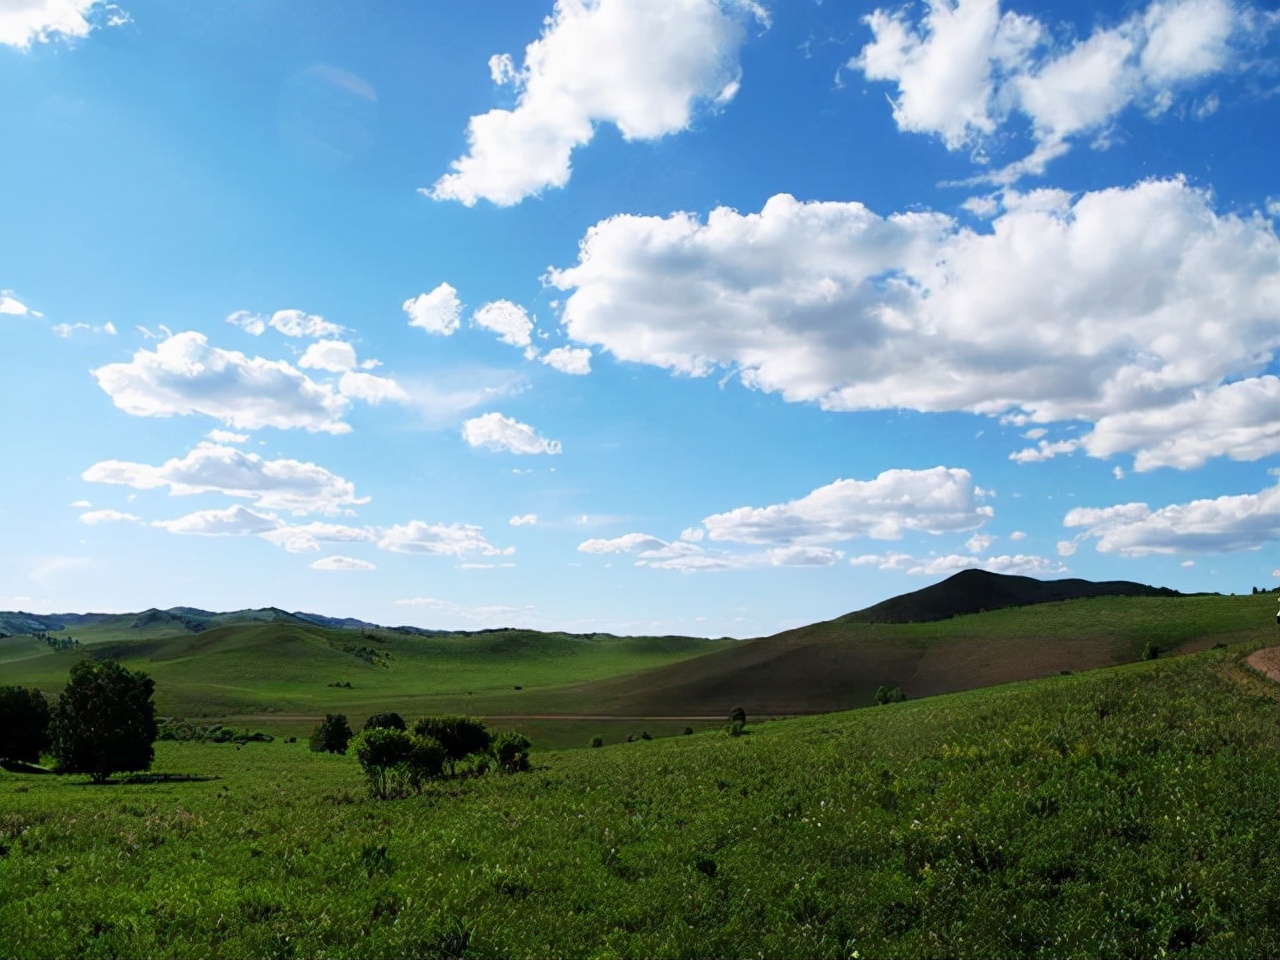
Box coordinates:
[0,686,52,764]
[49,660,157,782]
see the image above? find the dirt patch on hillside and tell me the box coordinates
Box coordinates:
[1245,646,1280,684]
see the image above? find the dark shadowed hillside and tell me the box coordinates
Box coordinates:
[842,568,1182,624]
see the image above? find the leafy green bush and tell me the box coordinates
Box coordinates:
[49,659,157,782]
[589,735,604,748]
[0,686,51,763]
[875,685,907,704]
[491,731,532,773]
[363,712,406,732]
[412,715,490,774]
[404,735,445,791]
[729,706,746,725]
[724,720,745,737]
[309,714,353,754]
[351,728,412,799]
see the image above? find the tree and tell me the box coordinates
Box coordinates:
[363,712,406,732]
[412,715,490,774]
[0,686,52,763]
[490,731,531,773]
[309,713,353,754]
[351,727,412,798]
[49,660,157,782]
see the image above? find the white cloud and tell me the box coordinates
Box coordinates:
[260,522,377,554]
[206,429,249,444]
[1083,376,1280,471]
[578,532,845,572]
[395,596,534,623]
[852,551,1066,576]
[461,412,562,455]
[1113,466,1126,480]
[378,521,512,557]
[83,443,368,515]
[473,300,534,349]
[92,332,352,434]
[702,468,991,545]
[1009,529,1026,540]
[337,371,409,405]
[0,0,120,50]
[966,532,996,552]
[428,0,763,206]
[298,339,358,373]
[509,513,538,526]
[1,293,32,315]
[78,509,139,525]
[1009,438,1080,463]
[856,0,1040,149]
[540,345,592,375]
[226,309,345,339]
[70,500,92,509]
[578,532,668,554]
[404,283,463,336]
[311,555,375,571]
[1064,482,1280,555]
[853,0,1252,180]
[153,505,281,537]
[550,181,1280,469]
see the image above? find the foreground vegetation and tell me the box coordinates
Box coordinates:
[2,645,1275,959]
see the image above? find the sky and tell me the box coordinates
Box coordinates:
[1,0,1278,638]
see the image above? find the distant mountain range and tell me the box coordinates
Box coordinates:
[0,606,448,639]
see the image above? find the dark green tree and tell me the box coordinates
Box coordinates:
[309,713,353,754]
[490,730,532,773]
[363,711,407,732]
[49,660,157,782]
[412,715,490,774]
[351,727,412,798]
[0,686,52,763]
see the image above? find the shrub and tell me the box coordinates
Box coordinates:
[404,735,445,791]
[589,735,604,748]
[876,686,907,705]
[729,706,747,725]
[491,731,532,773]
[0,686,51,763]
[363,712,406,732]
[1142,642,1160,661]
[725,721,745,737]
[412,715,490,774]
[351,727,413,798]
[49,660,157,782]
[683,726,694,736]
[309,714,353,754]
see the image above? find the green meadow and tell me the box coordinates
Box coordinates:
[2,644,1277,959]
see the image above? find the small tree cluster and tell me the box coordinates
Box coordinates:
[0,686,52,763]
[491,731,531,773]
[875,685,907,705]
[412,715,491,775]
[49,660,157,782]
[350,727,445,799]
[309,714,354,754]
[725,706,747,737]
[363,712,406,732]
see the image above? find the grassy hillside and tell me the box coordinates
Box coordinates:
[1,645,1275,959]
[540,593,1276,719]
[0,622,735,743]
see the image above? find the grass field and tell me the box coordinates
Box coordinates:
[1,643,1276,959]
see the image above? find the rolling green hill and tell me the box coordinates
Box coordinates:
[3,577,1273,748]
[526,592,1276,720]
[1,644,1275,958]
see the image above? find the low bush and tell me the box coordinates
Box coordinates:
[412,716,490,775]
[491,731,532,773]
[309,714,353,754]
[363,712,406,732]
[589,735,604,748]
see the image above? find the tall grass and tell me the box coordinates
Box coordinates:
[1,645,1275,958]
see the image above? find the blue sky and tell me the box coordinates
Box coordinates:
[2,0,1278,637]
